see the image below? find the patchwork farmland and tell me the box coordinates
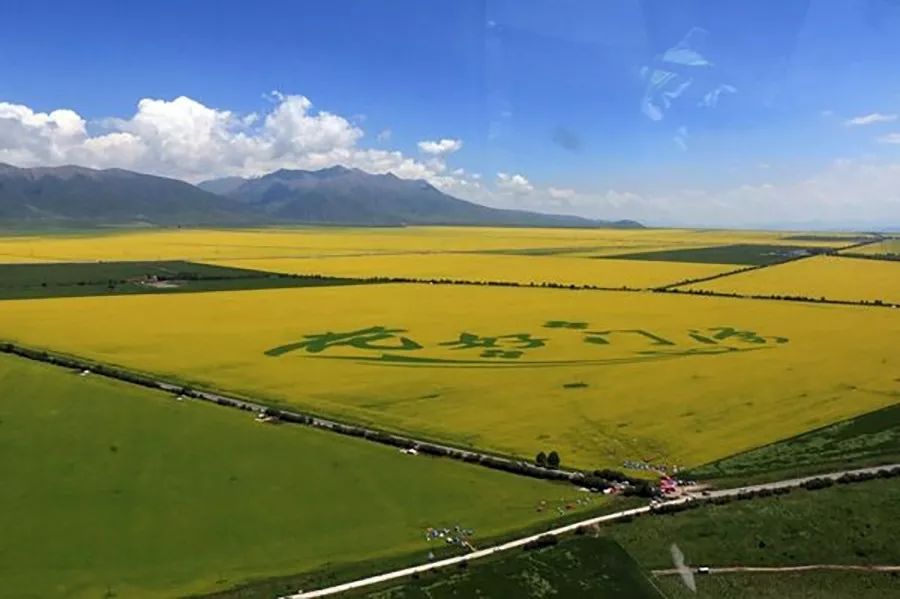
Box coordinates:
[2,226,898,597]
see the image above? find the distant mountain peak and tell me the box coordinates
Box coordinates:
[0,162,642,229]
[201,166,639,228]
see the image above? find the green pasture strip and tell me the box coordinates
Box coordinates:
[0,260,370,300]
[603,244,833,266]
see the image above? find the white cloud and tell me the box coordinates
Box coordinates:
[877,133,900,144]
[0,94,475,190]
[845,113,897,126]
[548,187,575,199]
[0,93,522,212]
[417,138,463,156]
[0,103,89,164]
[3,93,897,228]
[376,128,392,142]
[496,172,534,194]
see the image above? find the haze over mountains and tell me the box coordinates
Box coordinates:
[0,162,641,228]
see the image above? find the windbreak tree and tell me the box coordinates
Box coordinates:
[547,451,560,469]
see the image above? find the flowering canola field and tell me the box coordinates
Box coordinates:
[207,253,735,289]
[0,226,846,265]
[847,238,900,256]
[686,255,900,305]
[0,283,895,471]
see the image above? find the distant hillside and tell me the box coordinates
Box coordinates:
[0,162,641,229]
[200,166,642,228]
[0,163,258,226]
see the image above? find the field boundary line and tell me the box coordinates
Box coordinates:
[833,252,900,263]
[0,342,596,487]
[3,257,896,309]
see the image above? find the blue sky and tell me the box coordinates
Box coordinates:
[2,0,900,227]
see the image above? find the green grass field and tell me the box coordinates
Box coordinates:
[687,403,900,485]
[606,478,900,570]
[355,537,663,599]
[0,260,367,300]
[657,570,900,598]
[605,244,829,266]
[0,353,605,598]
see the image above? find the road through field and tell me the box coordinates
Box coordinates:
[283,463,899,598]
[688,464,900,499]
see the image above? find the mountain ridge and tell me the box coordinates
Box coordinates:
[0,162,642,228]
[201,166,642,228]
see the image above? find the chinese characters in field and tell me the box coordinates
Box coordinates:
[265,321,788,361]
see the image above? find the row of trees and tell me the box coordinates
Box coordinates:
[1,341,593,487]
[344,274,636,293]
[535,451,561,469]
[659,286,897,309]
[840,252,900,262]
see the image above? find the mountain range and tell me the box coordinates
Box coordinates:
[0,162,641,228]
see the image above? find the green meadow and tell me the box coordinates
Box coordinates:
[0,354,599,598]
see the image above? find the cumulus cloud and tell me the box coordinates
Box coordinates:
[0,94,475,190]
[846,113,897,126]
[0,92,526,213]
[3,93,896,228]
[496,172,534,194]
[417,138,463,156]
[0,103,90,165]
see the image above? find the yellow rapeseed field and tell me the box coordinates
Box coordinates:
[848,238,900,256]
[0,226,849,265]
[0,284,895,471]
[206,253,736,289]
[686,255,900,305]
